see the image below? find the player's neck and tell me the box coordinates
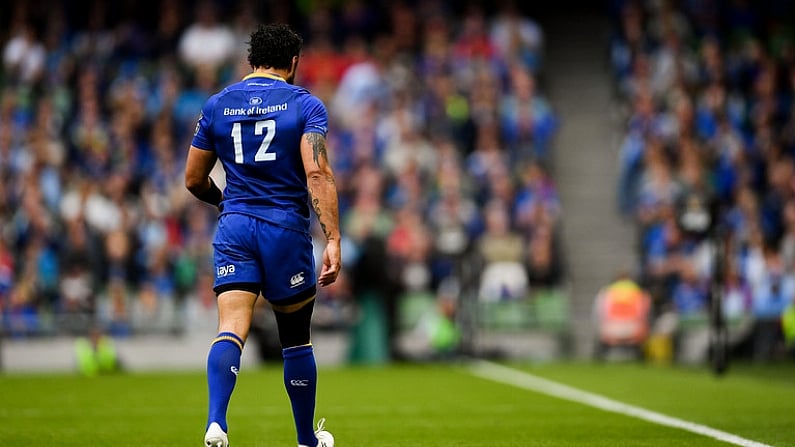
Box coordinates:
[251,67,288,80]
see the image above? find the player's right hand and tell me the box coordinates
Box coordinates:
[318,240,341,287]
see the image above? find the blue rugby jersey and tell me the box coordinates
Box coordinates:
[191,73,328,233]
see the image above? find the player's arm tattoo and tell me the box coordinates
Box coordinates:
[311,196,328,238]
[305,133,340,242]
[307,132,329,167]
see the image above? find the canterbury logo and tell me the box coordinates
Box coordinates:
[289,379,309,387]
[289,272,305,288]
[230,366,239,376]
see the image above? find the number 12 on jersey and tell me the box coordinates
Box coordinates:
[231,120,276,164]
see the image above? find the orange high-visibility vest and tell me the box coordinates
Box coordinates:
[596,279,651,344]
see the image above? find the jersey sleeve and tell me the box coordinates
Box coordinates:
[190,95,217,151]
[300,93,329,137]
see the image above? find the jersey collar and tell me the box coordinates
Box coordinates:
[243,72,285,82]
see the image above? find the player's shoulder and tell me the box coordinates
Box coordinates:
[290,83,313,95]
[273,84,315,105]
[204,79,260,107]
[203,81,244,104]
[291,85,326,108]
[215,79,251,97]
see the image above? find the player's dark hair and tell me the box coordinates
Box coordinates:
[248,23,303,70]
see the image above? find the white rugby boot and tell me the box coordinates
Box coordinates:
[315,418,334,447]
[204,422,229,447]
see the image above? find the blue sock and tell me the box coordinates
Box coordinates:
[206,332,244,432]
[283,344,318,447]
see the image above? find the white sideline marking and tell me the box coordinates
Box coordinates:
[468,361,774,447]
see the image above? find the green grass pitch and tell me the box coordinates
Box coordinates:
[1,361,794,446]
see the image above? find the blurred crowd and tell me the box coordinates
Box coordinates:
[610,0,795,360]
[0,0,565,344]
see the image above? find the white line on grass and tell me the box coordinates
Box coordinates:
[468,360,774,447]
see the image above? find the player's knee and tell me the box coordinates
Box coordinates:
[273,299,314,348]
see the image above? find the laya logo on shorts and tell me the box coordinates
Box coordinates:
[289,272,305,288]
[217,264,236,277]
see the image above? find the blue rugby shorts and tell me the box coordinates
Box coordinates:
[212,212,316,303]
